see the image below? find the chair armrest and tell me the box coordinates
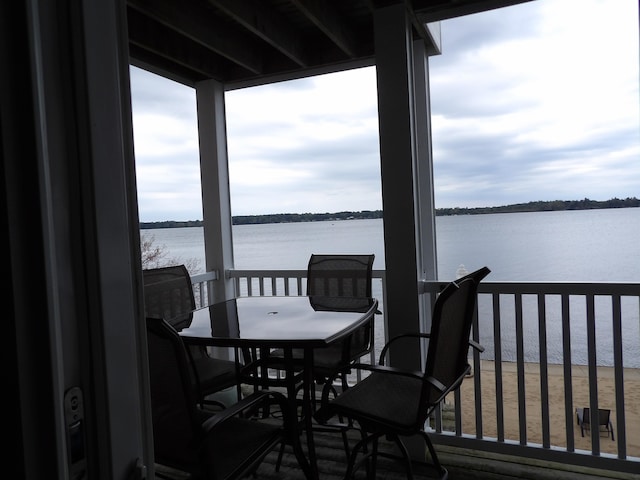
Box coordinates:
[379,332,432,365]
[315,363,425,424]
[379,333,485,364]
[469,339,485,353]
[201,390,288,433]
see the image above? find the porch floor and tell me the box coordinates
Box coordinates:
[254,428,633,480]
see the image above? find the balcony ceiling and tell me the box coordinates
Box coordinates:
[127,0,532,89]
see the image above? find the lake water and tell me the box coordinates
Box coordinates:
[141,208,640,367]
[143,207,640,282]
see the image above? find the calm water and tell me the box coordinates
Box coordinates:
[141,208,640,366]
[143,208,640,282]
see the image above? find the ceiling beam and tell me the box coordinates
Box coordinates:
[292,0,359,58]
[128,0,264,74]
[127,10,229,82]
[208,0,310,67]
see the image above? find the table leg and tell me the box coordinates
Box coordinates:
[283,347,317,480]
[302,347,319,479]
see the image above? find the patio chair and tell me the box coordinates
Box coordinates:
[306,254,379,384]
[271,254,378,387]
[145,316,303,479]
[269,254,378,466]
[315,266,491,480]
[143,265,242,408]
[576,407,615,440]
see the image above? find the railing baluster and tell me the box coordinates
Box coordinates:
[538,293,551,448]
[493,292,505,442]
[453,388,462,435]
[515,293,527,445]
[612,294,626,459]
[472,299,483,439]
[562,293,575,452]
[586,294,600,455]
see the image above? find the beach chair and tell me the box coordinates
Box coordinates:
[315,266,490,480]
[576,407,615,440]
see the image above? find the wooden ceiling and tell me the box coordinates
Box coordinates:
[127,0,532,89]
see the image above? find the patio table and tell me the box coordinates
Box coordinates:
[175,295,378,480]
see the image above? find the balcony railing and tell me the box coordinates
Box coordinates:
[190,269,640,475]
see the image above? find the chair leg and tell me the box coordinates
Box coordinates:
[391,436,413,480]
[340,428,350,461]
[344,431,380,480]
[275,442,286,472]
[368,437,379,480]
[420,431,448,480]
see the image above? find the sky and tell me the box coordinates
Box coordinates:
[130,0,640,222]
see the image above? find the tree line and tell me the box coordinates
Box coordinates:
[139,197,639,229]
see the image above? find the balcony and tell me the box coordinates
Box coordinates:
[191,269,640,478]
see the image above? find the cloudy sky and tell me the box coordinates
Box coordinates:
[131,0,639,222]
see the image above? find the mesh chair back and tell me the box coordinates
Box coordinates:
[422,266,490,406]
[143,265,196,330]
[307,254,376,367]
[146,317,201,467]
[306,254,374,297]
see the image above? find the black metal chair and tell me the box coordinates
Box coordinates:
[268,255,378,468]
[315,266,490,480]
[146,316,305,480]
[271,254,378,388]
[143,265,242,408]
[306,254,379,386]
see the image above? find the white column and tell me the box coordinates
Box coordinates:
[412,39,439,335]
[374,4,421,371]
[195,79,236,303]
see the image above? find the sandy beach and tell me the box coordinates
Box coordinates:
[454,361,640,457]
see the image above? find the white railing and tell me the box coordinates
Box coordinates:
[190,270,640,475]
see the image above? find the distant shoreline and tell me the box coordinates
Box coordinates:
[139,197,639,229]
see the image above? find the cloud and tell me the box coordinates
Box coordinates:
[131,0,639,221]
[429,0,639,208]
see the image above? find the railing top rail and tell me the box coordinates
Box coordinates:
[227,268,386,279]
[421,280,640,296]
[190,270,218,283]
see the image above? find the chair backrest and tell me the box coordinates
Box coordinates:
[306,254,374,297]
[143,265,195,330]
[145,316,202,468]
[582,407,611,427]
[306,254,376,366]
[422,266,490,407]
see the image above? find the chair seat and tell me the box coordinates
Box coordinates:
[201,417,283,479]
[322,372,423,432]
[156,405,284,479]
